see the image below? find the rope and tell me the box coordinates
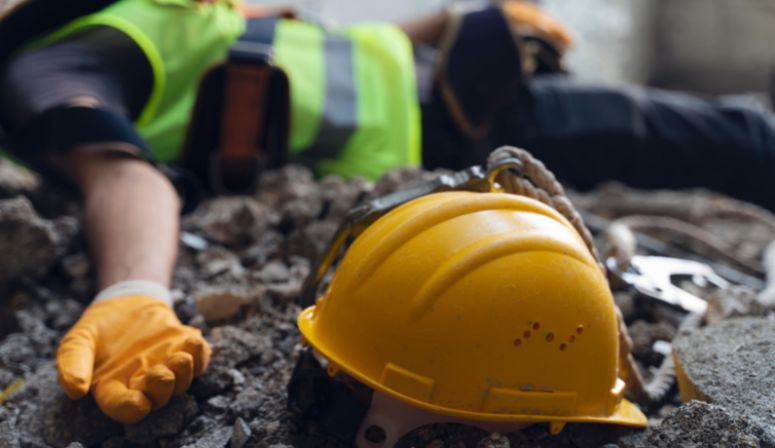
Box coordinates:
[486,146,645,396]
[486,146,604,272]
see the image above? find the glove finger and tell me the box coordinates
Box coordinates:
[165,352,194,396]
[93,378,152,424]
[56,326,96,399]
[141,364,176,410]
[182,333,212,376]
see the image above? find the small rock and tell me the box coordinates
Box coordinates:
[371,167,442,197]
[228,368,246,386]
[196,247,245,279]
[278,195,323,229]
[181,425,233,448]
[0,197,74,291]
[195,285,264,323]
[124,395,199,444]
[205,395,230,413]
[0,159,40,197]
[672,317,775,443]
[190,366,235,399]
[184,197,272,247]
[706,285,771,324]
[231,417,252,448]
[230,387,262,420]
[619,401,771,448]
[208,326,267,368]
[0,419,21,448]
[255,261,290,283]
[64,443,86,448]
[476,433,510,448]
[284,220,339,261]
[11,363,122,447]
[255,165,316,208]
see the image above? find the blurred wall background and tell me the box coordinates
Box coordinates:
[247,0,775,100]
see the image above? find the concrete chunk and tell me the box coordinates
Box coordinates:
[673,317,775,442]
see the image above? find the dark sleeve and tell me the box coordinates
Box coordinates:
[0,25,154,167]
[492,75,775,211]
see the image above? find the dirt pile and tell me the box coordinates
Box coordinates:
[0,160,773,447]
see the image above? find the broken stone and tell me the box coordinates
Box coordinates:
[124,395,198,444]
[619,401,773,448]
[181,425,233,448]
[255,261,290,283]
[317,175,371,222]
[230,387,263,420]
[208,326,267,369]
[0,197,75,291]
[205,395,230,413]
[370,167,443,197]
[672,317,775,443]
[0,418,21,448]
[477,433,510,448]
[231,417,253,448]
[284,220,339,261]
[184,197,273,247]
[190,366,236,400]
[196,246,245,280]
[278,195,323,230]
[0,159,40,198]
[194,285,265,323]
[9,363,122,447]
[255,165,317,208]
[705,285,771,324]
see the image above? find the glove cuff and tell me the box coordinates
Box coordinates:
[94,280,173,307]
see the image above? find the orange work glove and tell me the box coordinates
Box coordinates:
[57,294,211,423]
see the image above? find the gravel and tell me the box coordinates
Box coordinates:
[0,162,773,447]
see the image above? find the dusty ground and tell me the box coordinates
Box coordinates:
[0,160,773,448]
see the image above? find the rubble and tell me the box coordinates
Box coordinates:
[618,401,774,448]
[183,197,274,248]
[672,317,775,442]
[705,285,771,323]
[0,197,77,292]
[0,164,773,447]
[194,285,265,323]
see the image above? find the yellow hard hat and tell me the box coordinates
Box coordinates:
[298,191,647,438]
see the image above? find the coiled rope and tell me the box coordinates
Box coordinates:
[486,146,645,397]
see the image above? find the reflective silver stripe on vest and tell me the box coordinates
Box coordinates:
[300,33,357,162]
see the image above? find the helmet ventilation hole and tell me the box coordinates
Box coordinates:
[533,322,541,330]
[513,338,522,346]
[523,330,532,338]
[364,425,387,444]
[559,343,567,351]
[545,332,555,342]
[568,335,576,343]
[576,325,584,334]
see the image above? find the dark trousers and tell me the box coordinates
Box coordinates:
[423,75,775,211]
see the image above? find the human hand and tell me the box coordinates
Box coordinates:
[56,295,211,423]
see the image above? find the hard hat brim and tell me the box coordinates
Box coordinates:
[298,306,648,429]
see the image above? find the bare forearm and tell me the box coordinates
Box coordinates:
[64,151,179,289]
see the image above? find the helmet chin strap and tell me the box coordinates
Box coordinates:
[355,391,529,448]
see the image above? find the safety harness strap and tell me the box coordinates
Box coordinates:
[188,17,289,194]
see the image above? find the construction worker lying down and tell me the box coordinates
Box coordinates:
[1,0,774,425]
